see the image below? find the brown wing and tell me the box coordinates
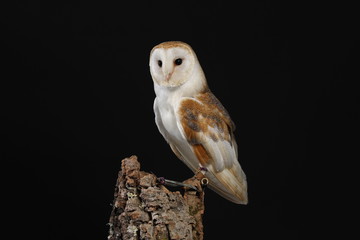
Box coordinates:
[177,90,248,204]
[178,90,236,171]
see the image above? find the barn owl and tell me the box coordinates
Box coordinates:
[149,41,248,204]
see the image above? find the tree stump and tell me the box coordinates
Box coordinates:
[108,155,206,240]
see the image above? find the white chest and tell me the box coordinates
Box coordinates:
[156,98,180,137]
[153,82,198,141]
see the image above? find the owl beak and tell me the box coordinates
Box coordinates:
[163,66,174,81]
[165,72,173,81]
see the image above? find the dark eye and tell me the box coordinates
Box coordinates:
[157,60,162,67]
[174,58,182,65]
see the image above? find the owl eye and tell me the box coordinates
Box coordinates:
[157,60,162,67]
[174,58,182,65]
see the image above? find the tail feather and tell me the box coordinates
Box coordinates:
[206,163,248,204]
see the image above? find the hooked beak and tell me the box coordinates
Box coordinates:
[165,72,173,81]
[163,66,174,81]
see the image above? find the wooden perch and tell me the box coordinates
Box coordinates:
[108,155,206,240]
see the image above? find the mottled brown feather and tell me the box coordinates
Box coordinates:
[151,41,193,55]
[192,144,211,166]
[179,89,236,166]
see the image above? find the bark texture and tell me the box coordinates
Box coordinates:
[108,155,205,240]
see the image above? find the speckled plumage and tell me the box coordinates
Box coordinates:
[149,41,248,204]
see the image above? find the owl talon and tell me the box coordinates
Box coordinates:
[157,177,198,191]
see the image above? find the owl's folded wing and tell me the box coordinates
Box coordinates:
[176,91,248,204]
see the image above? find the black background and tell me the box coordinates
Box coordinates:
[1,1,357,239]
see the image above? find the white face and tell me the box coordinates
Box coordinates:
[149,47,195,88]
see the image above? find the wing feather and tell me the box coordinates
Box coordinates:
[176,90,248,204]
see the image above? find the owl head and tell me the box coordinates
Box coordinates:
[149,41,206,89]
